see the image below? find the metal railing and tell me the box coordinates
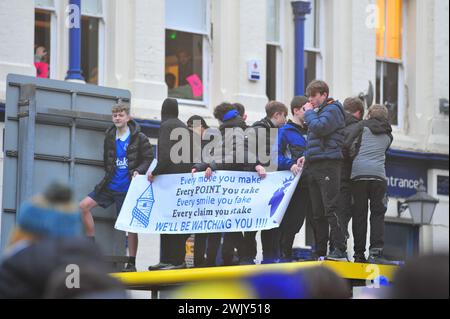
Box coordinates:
[111,261,398,298]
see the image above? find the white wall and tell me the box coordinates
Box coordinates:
[0,0,36,100]
[429,0,450,150]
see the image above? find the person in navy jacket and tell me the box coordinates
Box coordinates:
[298,80,348,261]
[277,96,313,261]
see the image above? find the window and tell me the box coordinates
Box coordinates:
[375,0,403,126]
[376,60,399,124]
[429,169,449,203]
[165,30,204,101]
[34,0,56,79]
[437,175,449,196]
[81,0,103,85]
[384,222,419,261]
[266,0,281,101]
[304,0,321,92]
[165,0,209,103]
[304,51,317,91]
[266,45,277,101]
[81,17,99,84]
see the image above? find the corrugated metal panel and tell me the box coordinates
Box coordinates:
[1,74,131,259]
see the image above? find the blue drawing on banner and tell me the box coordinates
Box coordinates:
[130,184,155,228]
[268,175,295,217]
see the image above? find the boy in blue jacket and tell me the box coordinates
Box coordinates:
[298,80,348,261]
[277,96,312,261]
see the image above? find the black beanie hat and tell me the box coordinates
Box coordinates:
[161,98,179,122]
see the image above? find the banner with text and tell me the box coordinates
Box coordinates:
[115,170,301,234]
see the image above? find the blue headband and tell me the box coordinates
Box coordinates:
[18,202,82,238]
[223,109,239,121]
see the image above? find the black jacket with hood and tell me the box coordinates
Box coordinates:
[338,112,362,179]
[341,112,362,161]
[95,119,153,193]
[194,115,258,172]
[217,115,256,171]
[152,98,192,175]
[252,117,278,168]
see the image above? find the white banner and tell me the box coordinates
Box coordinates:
[115,170,301,234]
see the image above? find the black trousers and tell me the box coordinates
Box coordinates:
[261,228,281,262]
[336,161,353,240]
[194,232,221,267]
[240,229,281,263]
[160,234,189,265]
[222,232,243,265]
[351,180,388,256]
[308,160,346,255]
[279,178,310,260]
[240,231,257,262]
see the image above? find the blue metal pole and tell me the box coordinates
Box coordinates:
[291,1,311,96]
[65,0,85,81]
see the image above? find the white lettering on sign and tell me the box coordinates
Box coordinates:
[387,176,422,189]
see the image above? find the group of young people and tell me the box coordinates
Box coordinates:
[78,79,394,271]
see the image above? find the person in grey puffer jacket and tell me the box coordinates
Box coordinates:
[350,104,393,264]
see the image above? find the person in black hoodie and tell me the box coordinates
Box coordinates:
[350,104,393,264]
[147,98,193,270]
[250,101,288,264]
[336,97,364,249]
[79,103,153,272]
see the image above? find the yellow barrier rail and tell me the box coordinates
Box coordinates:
[112,261,398,290]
